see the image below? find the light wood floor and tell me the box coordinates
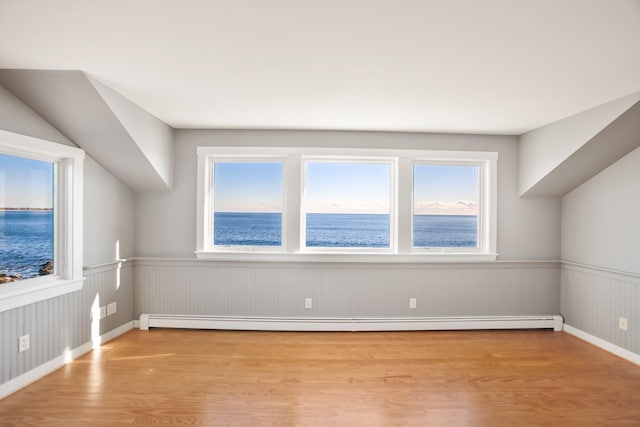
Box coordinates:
[1,329,639,426]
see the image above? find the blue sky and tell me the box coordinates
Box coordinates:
[0,154,54,209]
[214,162,283,212]
[414,164,479,215]
[213,161,478,215]
[305,162,390,213]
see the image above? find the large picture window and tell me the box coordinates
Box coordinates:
[196,147,496,261]
[0,131,84,313]
[212,161,283,247]
[303,160,392,249]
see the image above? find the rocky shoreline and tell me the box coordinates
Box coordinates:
[0,260,53,284]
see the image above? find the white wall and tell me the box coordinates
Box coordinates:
[83,156,136,266]
[562,146,640,274]
[135,129,560,260]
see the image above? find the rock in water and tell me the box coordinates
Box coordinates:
[0,274,20,284]
[39,261,53,276]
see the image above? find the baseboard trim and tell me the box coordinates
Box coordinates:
[0,321,134,400]
[100,321,135,345]
[139,314,563,332]
[563,324,640,365]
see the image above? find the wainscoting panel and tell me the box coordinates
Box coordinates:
[561,262,639,355]
[0,261,133,386]
[134,260,561,320]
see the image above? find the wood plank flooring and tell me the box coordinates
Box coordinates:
[1,329,639,426]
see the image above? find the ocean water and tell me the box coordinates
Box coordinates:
[214,212,477,248]
[306,213,389,247]
[0,211,54,279]
[214,212,282,246]
[413,214,477,248]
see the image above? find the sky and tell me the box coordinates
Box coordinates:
[212,161,478,215]
[214,162,283,212]
[305,162,390,213]
[0,154,54,209]
[413,164,479,215]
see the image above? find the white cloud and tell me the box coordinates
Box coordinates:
[414,200,478,215]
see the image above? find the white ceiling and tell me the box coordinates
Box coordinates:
[1,0,639,134]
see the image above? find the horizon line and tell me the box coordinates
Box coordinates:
[0,207,53,211]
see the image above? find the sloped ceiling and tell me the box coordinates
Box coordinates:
[0,70,173,192]
[519,92,640,196]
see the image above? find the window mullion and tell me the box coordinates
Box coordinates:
[284,155,301,253]
[397,157,413,252]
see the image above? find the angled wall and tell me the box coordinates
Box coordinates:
[561,147,640,359]
[519,92,640,197]
[0,70,174,192]
[0,81,136,397]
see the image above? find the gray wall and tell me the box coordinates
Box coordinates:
[135,129,561,260]
[84,156,135,266]
[135,259,560,319]
[561,146,640,354]
[0,89,136,388]
[1,262,133,386]
[133,130,561,321]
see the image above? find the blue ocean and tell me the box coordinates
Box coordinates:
[0,210,53,279]
[214,212,477,248]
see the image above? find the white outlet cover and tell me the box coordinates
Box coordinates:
[619,317,628,331]
[100,306,106,319]
[19,334,30,352]
[305,298,312,309]
[107,302,117,316]
[410,298,417,309]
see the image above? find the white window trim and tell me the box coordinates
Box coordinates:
[0,130,85,313]
[411,159,487,253]
[195,146,497,262]
[204,156,287,252]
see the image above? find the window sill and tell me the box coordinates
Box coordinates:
[0,276,85,313]
[194,251,498,263]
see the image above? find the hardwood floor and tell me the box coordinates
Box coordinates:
[1,329,639,426]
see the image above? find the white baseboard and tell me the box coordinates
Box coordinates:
[563,324,639,365]
[139,314,563,332]
[0,321,134,400]
[100,321,135,345]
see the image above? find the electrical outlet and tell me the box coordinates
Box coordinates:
[19,334,30,352]
[409,298,417,309]
[107,302,117,316]
[305,297,312,309]
[100,306,106,319]
[619,317,628,331]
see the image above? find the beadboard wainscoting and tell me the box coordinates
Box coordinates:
[561,262,640,362]
[0,260,135,399]
[134,259,561,326]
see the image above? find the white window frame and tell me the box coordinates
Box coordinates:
[411,159,486,253]
[195,147,497,262]
[203,156,287,252]
[0,130,85,313]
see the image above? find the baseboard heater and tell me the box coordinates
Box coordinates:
[139,314,563,332]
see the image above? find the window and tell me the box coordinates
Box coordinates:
[0,154,54,283]
[196,147,496,261]
[0,131,84,313]
[413,163,480,250]
[212,161,283,247]
[303,160,393,249]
